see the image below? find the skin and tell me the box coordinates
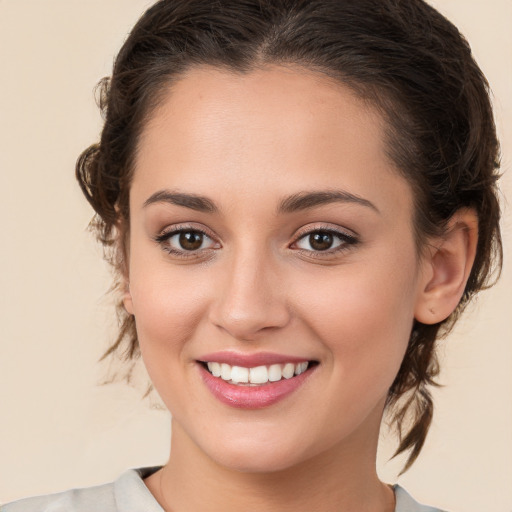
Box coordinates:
[123,64,478,512]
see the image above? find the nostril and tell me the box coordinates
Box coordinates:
[209,305,292,342]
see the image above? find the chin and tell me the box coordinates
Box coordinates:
[214,450,306,474]
[200,431,313,474]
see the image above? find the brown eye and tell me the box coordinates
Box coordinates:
[179,231,204,250]
[294,229,357,254]
[309,232,333,251]
[156,228,217,255]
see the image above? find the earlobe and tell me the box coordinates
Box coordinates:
[415,209,479,325]
[118,227,133,315]
[122,281,134,315]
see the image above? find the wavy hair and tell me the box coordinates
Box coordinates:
[76,0,502,471]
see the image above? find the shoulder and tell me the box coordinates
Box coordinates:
[1,467,163,512]
[394,485,448,512]
[1,482,115,512]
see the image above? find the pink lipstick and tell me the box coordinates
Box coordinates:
[197,352,317,409]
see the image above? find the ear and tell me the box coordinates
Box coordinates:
[122,280,134,315]
[118,225,134,315]
[415,208,479,324]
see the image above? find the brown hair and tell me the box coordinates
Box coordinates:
[76,0,502,471]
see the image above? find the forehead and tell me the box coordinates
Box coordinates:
[133,64,412,219]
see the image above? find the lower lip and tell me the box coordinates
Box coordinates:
[199,364,315,409]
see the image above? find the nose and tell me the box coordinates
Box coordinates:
[208,249,291,341]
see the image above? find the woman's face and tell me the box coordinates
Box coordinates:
[124,65,431,472]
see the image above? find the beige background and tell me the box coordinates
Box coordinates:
[0,0,510,509]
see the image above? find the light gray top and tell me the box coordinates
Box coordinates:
[1,467,446,512]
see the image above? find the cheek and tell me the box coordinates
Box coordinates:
[127,264,214,412]
[291,264,417,437]
[127,256,211,361]
[294,255,418,378]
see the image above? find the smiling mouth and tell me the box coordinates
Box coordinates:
[200,361,318,386]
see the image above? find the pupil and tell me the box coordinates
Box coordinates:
[310,232,333,251]
[179,231,203,250]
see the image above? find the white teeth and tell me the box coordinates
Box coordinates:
[268,364,282,382]
[207,362,222,377]
[249,365,268,384]
[230,366,249,384]
[221,363,231,381]
[282,363,295,379]
[205,361,310,385]
[295,362,308,375]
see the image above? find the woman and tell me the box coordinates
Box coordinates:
[2,0,503,511]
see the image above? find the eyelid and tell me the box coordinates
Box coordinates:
[154,222,221,257]
[155,222,218,242]
[153,222,358,259]
[293,223,358,242]
[290,223,359,255]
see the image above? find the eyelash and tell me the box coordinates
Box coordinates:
[291,225,359,259]
[154,224,218,259]
[154,224,359,260]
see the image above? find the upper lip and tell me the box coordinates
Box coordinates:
[198,351,313,367]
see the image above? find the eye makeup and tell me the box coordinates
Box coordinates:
[153,221,360,261]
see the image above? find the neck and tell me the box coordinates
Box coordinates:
[146,419,395,512]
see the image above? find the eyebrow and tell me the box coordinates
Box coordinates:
[143,190,217,213]
[142,189,379,215]
[278,190,379,214]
